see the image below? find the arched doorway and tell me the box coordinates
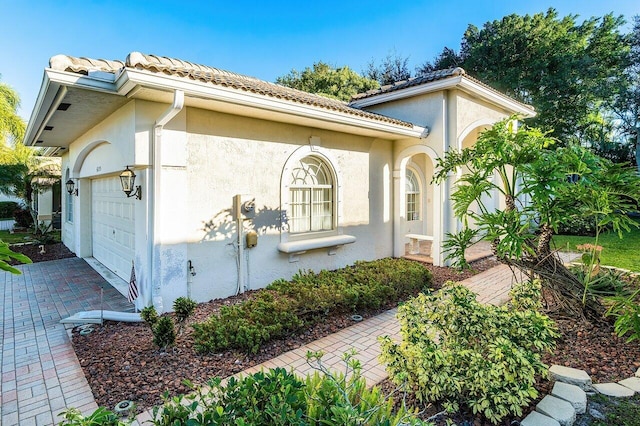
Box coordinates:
[393,146,442,265]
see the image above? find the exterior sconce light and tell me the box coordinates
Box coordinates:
[66,179,78,196]
[119,166,142,200]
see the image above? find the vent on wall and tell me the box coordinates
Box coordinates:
[44,126,54,131]
[57,103,71,111]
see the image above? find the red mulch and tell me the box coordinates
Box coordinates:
[70,257,498,412]
[55,249,640,423]
[9,242,76,264]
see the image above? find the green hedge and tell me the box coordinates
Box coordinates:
[192,258,432,354]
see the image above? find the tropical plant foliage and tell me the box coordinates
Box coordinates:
[434,116,640,317]
[379,281,557,424]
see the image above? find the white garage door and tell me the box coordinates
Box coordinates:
[92,177,135,281]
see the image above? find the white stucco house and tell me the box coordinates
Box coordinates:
[24,52,534,311]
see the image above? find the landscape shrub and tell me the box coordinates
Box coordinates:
[193,258,432,354]
[0,201,18,220]
[607,288,640,343]
[13,205,33,229]
[192,291,303,354]
[58,406,128,425]
[140,306,159,328]
[152,316,176,350]
[379,282,557,424]
[304,351,426,426]
[173,296,197,323]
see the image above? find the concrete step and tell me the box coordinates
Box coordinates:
[619,376,640,393]
[520,411,561,426]
[551,381,587,414]
[536,394,576,426]
[593,382,635,397]
[549,365,592,391]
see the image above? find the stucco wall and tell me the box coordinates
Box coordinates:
[182,107,394,302]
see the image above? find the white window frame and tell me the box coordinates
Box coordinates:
[406,167,421,221]
[281,145,342,243]
[288,155,335,236]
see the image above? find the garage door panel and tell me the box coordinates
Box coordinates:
[92,177,135,281]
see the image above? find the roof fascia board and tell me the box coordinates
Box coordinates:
[350,76,536,117]
[120,69,425,138]
[350,77,463,108]
[24,73,57,146]
[46,68,119,94]
[457,79,536,116]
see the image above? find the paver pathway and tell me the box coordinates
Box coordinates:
[1,258,132,426]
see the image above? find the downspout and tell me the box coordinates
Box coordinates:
[149,90,184,312]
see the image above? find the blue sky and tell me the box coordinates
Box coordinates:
[1,0,638,120]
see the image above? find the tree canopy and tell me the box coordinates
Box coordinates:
[420,9,631,146]
[364,50,411,86]
[0,77,25,146]
[275,61,379,102]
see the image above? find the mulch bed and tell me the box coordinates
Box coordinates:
[9,242,76,264]
[41,247,640,423]
[70,257,498,412]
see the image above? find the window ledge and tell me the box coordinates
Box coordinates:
[278,235,356,261]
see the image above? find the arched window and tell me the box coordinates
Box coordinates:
[289,156,334,233]
[65,169,73,223]
[406,168,420,221]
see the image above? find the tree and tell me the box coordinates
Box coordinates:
[0,142,60,224]
[0,78,33,273]
[364,50,412,86]
[434,117,640,319]
[608,15,640,169]
[0,77,25,146]
[420,10,630,145]
[275,61,379,102]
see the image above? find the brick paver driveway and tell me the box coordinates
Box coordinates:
[1,258,132,425]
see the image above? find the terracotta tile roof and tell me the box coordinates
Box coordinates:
[49,52,414,128]
[351,68,466,101]
[351,67,534,112]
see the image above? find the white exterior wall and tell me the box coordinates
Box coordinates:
[182,108,394,303]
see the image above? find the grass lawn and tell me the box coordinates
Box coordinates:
[553,222,640,272]
[0,230,61,245]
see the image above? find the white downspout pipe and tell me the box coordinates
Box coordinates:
[148,90,184,312]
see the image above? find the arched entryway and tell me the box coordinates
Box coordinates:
[393,145,443,265]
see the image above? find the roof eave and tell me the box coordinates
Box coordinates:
[350,76,536,118]
[458,78,536,117]
[24,68,121,146]
[120,68,426,138]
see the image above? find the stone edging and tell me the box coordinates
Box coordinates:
[519,365,640,426]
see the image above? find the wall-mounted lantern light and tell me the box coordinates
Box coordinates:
[119,166,142,200]
[65,179,78,196]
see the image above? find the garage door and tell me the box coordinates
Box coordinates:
[92,177,135,281]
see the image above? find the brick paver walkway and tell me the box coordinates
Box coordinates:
[0,258,132,426]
